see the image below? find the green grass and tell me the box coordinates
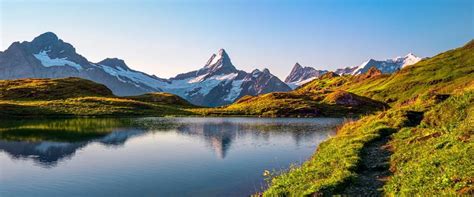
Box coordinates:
[0,78,196,118]
[0,77,113,100]
[263,40,474,195]
[385,92,474,195]
[264,109,412,196]
[0,97,194,117]
[197,87,387,118]
[125,92,193,107]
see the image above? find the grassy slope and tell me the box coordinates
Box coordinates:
[386,92,473,195]
[264,40,473,195]
[195,72,388,117]
[0,77,114,100]
[0,78,195,117]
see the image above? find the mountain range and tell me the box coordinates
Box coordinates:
[0,32,422,106]
[284,63,327,89]
[283,54,422,88]
[0,32,290,106]
[351,53,422,75]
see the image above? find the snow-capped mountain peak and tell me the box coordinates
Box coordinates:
[1,33,292,107]
[204,49,231,67]
[400,53,422,67]
[162,49,290,106]
[351,53,422,75]
[198,48,236,77]
[284,63,327,89]
[96,58,168,90]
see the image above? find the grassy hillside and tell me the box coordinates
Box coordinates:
[0,78,113,100]
[195,72,388,117]
[263,40,474,195]
[299,40,474,106]
[0,78,195,118]
[126,92,193,107]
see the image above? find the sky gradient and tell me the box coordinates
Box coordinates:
[1,0,473,79]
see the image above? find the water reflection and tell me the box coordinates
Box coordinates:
[0,117,342,167]
[0,118,148,167]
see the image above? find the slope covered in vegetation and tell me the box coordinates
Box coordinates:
[0,78,195,117]
[196,71,389,117]
[0,77,113,100]
[263,40,473,195]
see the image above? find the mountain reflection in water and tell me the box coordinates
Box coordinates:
[0,117,342,167]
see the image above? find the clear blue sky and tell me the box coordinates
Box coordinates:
[1,0,473,79]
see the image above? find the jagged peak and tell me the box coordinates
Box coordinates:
[251,69,261,74]
[217,48,229,58]
[198,48,237,76]
[98,58,129,70]
[29,32,64,52]
[32,32,59,43]
[293,62,303,69]
[288,62,303,74]
[205,48,231,67]
[262,68,270,74]
[250,68,273,78]
[405,52,417,57]
[26,31,82,57]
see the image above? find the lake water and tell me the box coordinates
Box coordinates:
[0,117,343,196]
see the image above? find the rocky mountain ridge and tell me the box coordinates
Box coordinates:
[0,32,290,106]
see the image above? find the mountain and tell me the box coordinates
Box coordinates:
[284,63,327,89]
[0,32,168,96]
[0,32,291,107]
[335,66,357,75]
[163,49,291,106]
[351,53,422,75]
[283,53,421,88]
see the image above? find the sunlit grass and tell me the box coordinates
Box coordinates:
[263,40,474,195]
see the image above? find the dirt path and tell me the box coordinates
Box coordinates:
[337,129,395,196]
[337,111,423,196]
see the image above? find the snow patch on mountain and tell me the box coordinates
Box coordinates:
[352,53,422,75]
[284,63,327,89]
[400,53,422,67]
[208,53,222,66]
[287,76,317,89]
[33,50,82,70]
[224,79,244,101]
[163,72,239,98]
[97,64,166,89]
